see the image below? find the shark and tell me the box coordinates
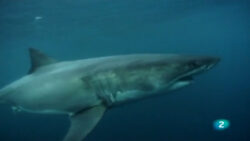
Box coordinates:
[0,48,220,141]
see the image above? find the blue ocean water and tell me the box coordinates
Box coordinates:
[0,0,249,141]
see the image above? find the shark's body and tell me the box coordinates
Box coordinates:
[0,48,220,141]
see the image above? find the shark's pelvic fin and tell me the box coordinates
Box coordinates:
[63,105,106,141]
[28,48,58,74]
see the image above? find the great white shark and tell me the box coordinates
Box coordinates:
[0,48,220,141]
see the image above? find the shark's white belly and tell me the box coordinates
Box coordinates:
[6,75,102,114]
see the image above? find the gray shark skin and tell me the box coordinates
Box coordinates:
[0,48,220,141]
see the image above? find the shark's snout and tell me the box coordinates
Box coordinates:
[196,56,220,71]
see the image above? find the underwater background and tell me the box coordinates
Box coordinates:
[0,0,249,141]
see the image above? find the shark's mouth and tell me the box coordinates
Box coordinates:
[168,65,210,90]
[177,63,217,83]
[175,68,201,83]
[169,74,195,90]
[167,56,220,91]
[172,62,218,87]
[179,76,194,82]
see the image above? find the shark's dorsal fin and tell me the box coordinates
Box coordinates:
[28,48,57,74]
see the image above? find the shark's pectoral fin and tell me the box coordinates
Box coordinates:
[63,105,106,141]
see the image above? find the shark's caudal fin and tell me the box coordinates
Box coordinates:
[63,105,106,141]
[28,48,58,74]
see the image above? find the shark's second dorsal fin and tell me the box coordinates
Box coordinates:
[28,48,58,74]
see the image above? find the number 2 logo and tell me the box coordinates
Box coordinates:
[218,121,225,128]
